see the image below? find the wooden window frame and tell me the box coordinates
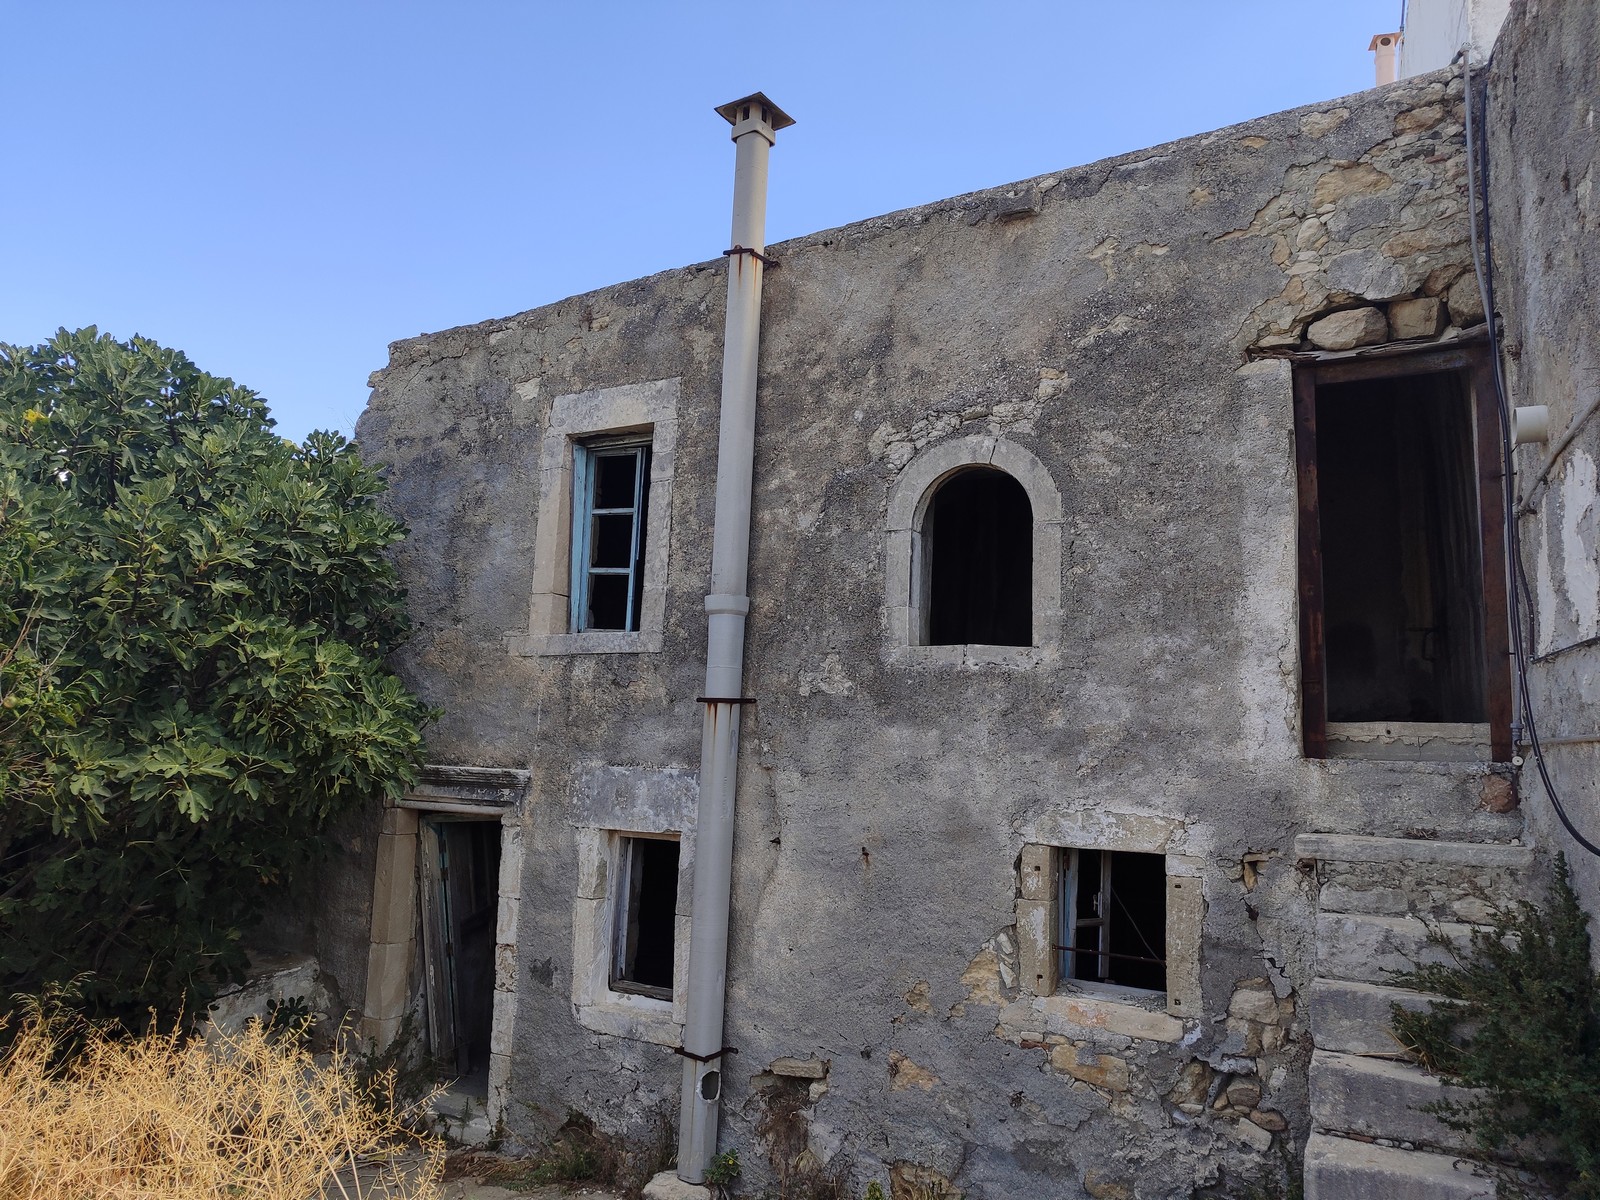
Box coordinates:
[608,832,679,1002]
[1057,848,1168,995]
[1293,344,1512,761]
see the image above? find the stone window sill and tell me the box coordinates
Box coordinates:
[998,989,1187,1046]
[574,991,681,1047]
[883,642,1051,670]
[508,629,664,657]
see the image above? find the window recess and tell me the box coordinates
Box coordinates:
[572,440,652,633]
[609,835,680,1000]
[1057,848,1167,994]
[922,466,1032,647]
[1293,345,1511,761]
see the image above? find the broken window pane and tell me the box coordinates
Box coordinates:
[612,835,679,998]
[1059,848,1166,993]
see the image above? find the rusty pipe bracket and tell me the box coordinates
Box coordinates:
[695,696,757,705]
[674,1044,739,1064]
[722,245,779,268]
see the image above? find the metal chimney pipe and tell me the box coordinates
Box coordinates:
[1369,32,1401,85]
[677,91,793,1185]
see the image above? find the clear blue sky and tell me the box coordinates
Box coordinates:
[2,1,1401,443]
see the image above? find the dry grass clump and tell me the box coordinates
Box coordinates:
[0,1014,443,1200]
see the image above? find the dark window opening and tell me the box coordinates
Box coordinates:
[611,836,679,999]
[924,467,1032,646]
[1058,849,1166,993]
[574,441,651,632]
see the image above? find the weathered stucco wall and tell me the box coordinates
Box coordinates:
[1399,0,1513,78]
[1489,0,1600,919]
[351,68,1516,1197]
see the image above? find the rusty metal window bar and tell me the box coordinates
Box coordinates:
[572,438,652,633]
[1056,848,1167,993]
[609,834,679,1001]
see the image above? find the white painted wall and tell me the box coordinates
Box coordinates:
[1398,0,1512,75]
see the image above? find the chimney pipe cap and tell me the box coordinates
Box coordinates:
[714,92,796,133]
[1368,32,1401,50]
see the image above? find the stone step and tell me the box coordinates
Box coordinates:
[1308,978,1446,1057]
[1315,912,1479,984]
[1295,834,1533,869]
[1300,763,1524,842]
[1310,1051,1477,1152]
[1304,1133,1492,1200]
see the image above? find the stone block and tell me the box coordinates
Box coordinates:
[1309,1051,1476,1151]
[1389,296,1446,339]
[1446,272,1486,326]
[1083,1169,1134,1200]
[575,828,610,901]
[1315,913,1473,984]
[492,888,520,953]
[1318,883,1411,915]
[569,896,612,1006]
[1016,897,1057,996]
[1303,1133,1492,1200]
[1306,307,1389,350]
[1326,249,1408,301]
[489,988,517,1057]
[1019,843,1053,900]
[1295,834,1533,870]
[1050,1045,1130,1092]
[1228,980,1281,1024]
[1226,1078,1263,1109]
[643,1171,712,1200]
[1308,978,1439,1056]
[362,940,412,1026]
[1030,991,1185,1043]
[1165,1060,1212,1108]
[368,831,418,946]
[770,1056,828,1079]
[1165,872,1204,1018]
[379,807,419,838]
[1233,1118,1274,1152]
[1313,163,1394,206]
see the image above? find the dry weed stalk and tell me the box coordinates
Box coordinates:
[0,1014,443,1200]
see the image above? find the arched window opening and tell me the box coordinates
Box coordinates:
[923,467,1032,646]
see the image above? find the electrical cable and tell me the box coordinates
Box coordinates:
[1462,50,1600,857]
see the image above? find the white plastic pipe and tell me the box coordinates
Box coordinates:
[677,94,790,1184]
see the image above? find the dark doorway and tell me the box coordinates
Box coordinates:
[419,817,502,1077]
[1317,371,1486,722]
[1294,346,1512,760]
[924,468,1033,646]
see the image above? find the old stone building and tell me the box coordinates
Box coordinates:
[297,2,1600,1196]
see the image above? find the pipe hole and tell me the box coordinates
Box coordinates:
[700,1070,721,1101]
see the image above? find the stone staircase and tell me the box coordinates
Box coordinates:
[1296,806,1533,1200]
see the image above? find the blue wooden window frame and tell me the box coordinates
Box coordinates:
[571,439,651,632]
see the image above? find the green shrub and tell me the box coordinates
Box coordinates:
[0,328,432,1028]
[1392,853,1600,1196]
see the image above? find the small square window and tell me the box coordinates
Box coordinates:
[572,440,652,633]
[1058,848,1167,994]
[609,835,679,1000]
